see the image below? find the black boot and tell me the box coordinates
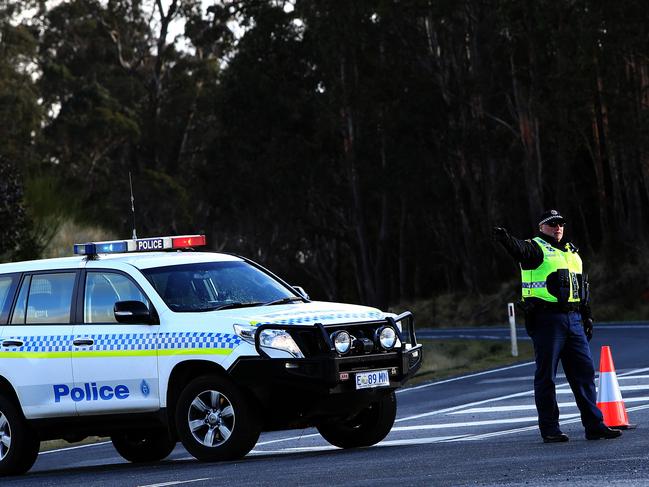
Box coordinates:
[585,426,622,440]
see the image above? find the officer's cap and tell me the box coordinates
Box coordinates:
[538,209,565,226]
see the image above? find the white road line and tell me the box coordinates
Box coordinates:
[137,479,211,487]
[391,414,579,431]
[398,366,649,423]
[446,403,649,443]
[450,396,649,414]
[396,361,535,395]
[256,433,320,445]
[251,415,579,449]
[618,367,649,377]
[556,385,649,393]
[250,434,472,455]
[39,441,112,455]
[396,389,533,422]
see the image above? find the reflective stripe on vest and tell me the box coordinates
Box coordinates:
[520,237,583,303]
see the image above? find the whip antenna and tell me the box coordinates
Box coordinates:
[129,171,138,239]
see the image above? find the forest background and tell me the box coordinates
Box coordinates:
[2,0,649,326]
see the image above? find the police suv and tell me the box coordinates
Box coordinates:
[0,235,422,475]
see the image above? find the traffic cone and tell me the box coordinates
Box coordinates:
[596,346,633,429]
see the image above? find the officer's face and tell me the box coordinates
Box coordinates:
[540,221,564,241]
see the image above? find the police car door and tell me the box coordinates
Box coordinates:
[71,267,159,414]
[1,272,77,417]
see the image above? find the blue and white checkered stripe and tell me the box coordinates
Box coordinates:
[158,332,241,350]
[87,333,158,351]
[522,282,546,289]
[2,335,74,352]
[0,332,240,353]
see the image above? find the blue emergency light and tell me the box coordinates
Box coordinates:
[73,235,206,255]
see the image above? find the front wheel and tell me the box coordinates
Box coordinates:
[175,375,260,462]
[317,391,397,449]
[111,428,176,463]
[0,396,40,476]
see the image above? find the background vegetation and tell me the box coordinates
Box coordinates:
[2,0,649,325]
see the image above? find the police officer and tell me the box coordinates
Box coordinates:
[493,210,622,443]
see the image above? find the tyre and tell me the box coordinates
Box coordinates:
[111,428,176,463]
[317,391,397,449]
[0,395,40,476]
[175,375,260,462]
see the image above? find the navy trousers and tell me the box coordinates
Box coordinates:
[530,310,604,436]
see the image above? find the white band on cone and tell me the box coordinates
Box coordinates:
[597,371,623,403]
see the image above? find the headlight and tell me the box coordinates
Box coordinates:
[330,330,352,354]
[234,324,304,358]
[233,324,256,343]
[258,329,304,358]
[376,326,397,350]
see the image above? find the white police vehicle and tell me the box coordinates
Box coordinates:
[0,235,422,475]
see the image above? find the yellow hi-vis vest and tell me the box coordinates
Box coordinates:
[521,237,582,303]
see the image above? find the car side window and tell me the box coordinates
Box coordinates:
[84,272,149,323]
[0,274,20,324]
[11,273,76,325]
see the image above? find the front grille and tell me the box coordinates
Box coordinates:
[290,320,396,358]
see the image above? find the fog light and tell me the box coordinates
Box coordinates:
[331,330,352,354]
[376,326,397,350]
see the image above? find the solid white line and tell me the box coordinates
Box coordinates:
[447,402,649,443]
[556,385,649,393]
[138,479,210,487]
[398,366,649,423]
[450,395,649,414]
[618,366,649,377]
[395,389,533,423]
[250,434,472,455]
[251,404,649,453]
[396,361,535,394]
[38,440,112,455]
[391,414,579,431]
[256,432,320,446]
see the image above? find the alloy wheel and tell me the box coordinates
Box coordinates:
[187,390,235,448]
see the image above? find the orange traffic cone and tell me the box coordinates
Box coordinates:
[596,346,633,429]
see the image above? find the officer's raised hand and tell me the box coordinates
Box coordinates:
[583,318,594,342]
[492,226,509,241]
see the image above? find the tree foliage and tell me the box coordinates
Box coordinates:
[2,0,649,310]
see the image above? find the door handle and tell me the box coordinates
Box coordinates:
[2,340,24,347]
[73,338,94,347]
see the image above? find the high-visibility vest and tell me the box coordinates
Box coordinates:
[520,237,582,303]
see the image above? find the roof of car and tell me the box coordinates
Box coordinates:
[0,251,243,274]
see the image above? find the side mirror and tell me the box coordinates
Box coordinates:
[293,286,310,300]
[114,300,154,325]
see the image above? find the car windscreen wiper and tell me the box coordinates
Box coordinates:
[262,296,305,306]
[212,302,265,311]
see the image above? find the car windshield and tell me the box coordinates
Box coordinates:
[141,260,298,312]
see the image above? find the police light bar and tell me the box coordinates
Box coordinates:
[73,235,206,255]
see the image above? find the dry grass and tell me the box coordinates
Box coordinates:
[40,436,108,452]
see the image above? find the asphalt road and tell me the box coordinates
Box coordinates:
[5,322,649,486]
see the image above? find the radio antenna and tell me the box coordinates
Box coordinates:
[129,171,138,239]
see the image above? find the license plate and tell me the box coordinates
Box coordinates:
[355,369,390,390]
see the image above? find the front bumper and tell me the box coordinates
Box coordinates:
[228,312,422,427]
